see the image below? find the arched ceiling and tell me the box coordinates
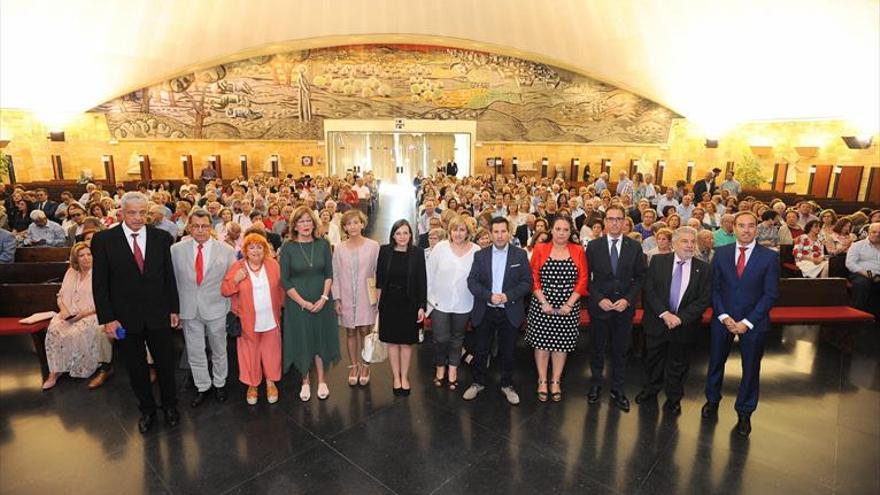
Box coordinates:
[1,0,878,134]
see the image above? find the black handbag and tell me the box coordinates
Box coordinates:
[226,311,242,337]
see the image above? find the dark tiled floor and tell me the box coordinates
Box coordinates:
[1,191,879,495]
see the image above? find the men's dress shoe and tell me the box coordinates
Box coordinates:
[587,385,602,404]
[164,408,180,427]
[736,415,752,437]
[701,401,719,418]
[635,390,657,404]
[664,399,682,415]
[215,386,227,402]
[610,389,631,412]
[138,413,156,434]
[191,390,210,408]
[88,369,112,389]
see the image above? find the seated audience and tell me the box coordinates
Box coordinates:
[25,210,67,247]
[794,220,829,278]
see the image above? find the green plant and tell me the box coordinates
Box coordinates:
[737,153,768,189]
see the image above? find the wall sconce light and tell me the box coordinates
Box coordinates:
[512,156,519,167]
[794,146,819,158]
[658,160,666,169]
[705,139,719,148]
[841,136,873,149]
[687,160,695,170]
[833,165,843,175]
[808,165,817,174]
[541,157,549,167]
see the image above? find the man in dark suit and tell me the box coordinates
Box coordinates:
[92,192,181,434]
[464,217,533,405]
[514,214,536,247]
[586,205,646,411]
[31,188,59,221]
[445,159,458,177]
[636,226,712,415]
[692,171,717,201]
[702,211,779,437]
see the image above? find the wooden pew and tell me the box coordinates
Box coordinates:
[0,262,69,283]
[579,277,873,327]
[0,283,62,376]
[14,247,71,263]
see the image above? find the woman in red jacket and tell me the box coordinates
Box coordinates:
[221,233,285,405]
[525,216,588,402]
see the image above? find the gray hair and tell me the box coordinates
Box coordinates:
[29,209,47,221]
[120,191,148,210]
[672,226,698,242]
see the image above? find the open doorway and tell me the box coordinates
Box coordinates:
[327,131,470,183]
[324,119,475,184]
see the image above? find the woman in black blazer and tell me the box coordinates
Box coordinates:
[376,219,427,396]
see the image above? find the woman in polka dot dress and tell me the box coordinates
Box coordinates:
[526,216,589,402]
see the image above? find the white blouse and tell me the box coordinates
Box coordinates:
[247,264,276,332]
[426,240,479,315]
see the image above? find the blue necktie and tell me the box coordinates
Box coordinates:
[610,238,619,274]
[669,260,685,313]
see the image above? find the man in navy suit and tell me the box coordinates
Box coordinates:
[586,205,646,412]
[464,217,533,405]
[702,210,779,437]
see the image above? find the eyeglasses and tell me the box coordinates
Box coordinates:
[605,217,624,222]
[190,224,212,231]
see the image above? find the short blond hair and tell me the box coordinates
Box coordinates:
[446,215,472,237]
[340,209,367,228]
[69,242,91,272]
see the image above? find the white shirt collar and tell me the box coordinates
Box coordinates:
[736,240,757,250]
[673,254,691,264]
[121,222,144,238]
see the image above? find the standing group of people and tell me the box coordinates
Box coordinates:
[11,165,877,441]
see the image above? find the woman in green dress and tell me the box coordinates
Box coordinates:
[281,206,339,402]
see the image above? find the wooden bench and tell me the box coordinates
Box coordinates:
[14,247,71,263]
[578,277,873,327]
[0,283,62,376]
[0,262,69,283]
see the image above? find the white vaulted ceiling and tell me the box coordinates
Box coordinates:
[1,0,878,133]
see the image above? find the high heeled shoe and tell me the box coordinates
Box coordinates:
[347,364,358,387]
[358,363,370,386]
[536,379,549,402]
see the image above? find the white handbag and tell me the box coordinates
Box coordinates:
[362,320,387,363]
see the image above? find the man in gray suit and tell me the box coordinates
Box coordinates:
[171,208,236,407]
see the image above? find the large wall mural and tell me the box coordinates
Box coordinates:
[95,44,677,143]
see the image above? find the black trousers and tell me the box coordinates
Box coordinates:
[849,274,880,315]
[472,308,517,387]
[589,312,633,391]
[119,326,178,414]
[643,333,690,401]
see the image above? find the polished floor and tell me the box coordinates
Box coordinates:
[1,190,879,495]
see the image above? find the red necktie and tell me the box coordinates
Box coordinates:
[195,243,204,286]
[736,246,747,278]
[131,233,144,273]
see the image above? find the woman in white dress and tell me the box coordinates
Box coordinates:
[794,220,829,278]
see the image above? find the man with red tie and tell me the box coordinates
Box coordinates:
[92,192,181,433]
[702,211,779,437]
[171,209,236,408]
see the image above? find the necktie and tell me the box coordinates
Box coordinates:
[131,233,144,273]
[195,243,204,286]
[669,260,685,313]
[736,246,748,278]
[610,238,619,274]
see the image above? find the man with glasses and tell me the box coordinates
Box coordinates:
[171,209,237,408]
[586,205,646,412]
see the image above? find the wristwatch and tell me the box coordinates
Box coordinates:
[320,295,330,301]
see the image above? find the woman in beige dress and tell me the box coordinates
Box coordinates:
[42,243,113,390]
